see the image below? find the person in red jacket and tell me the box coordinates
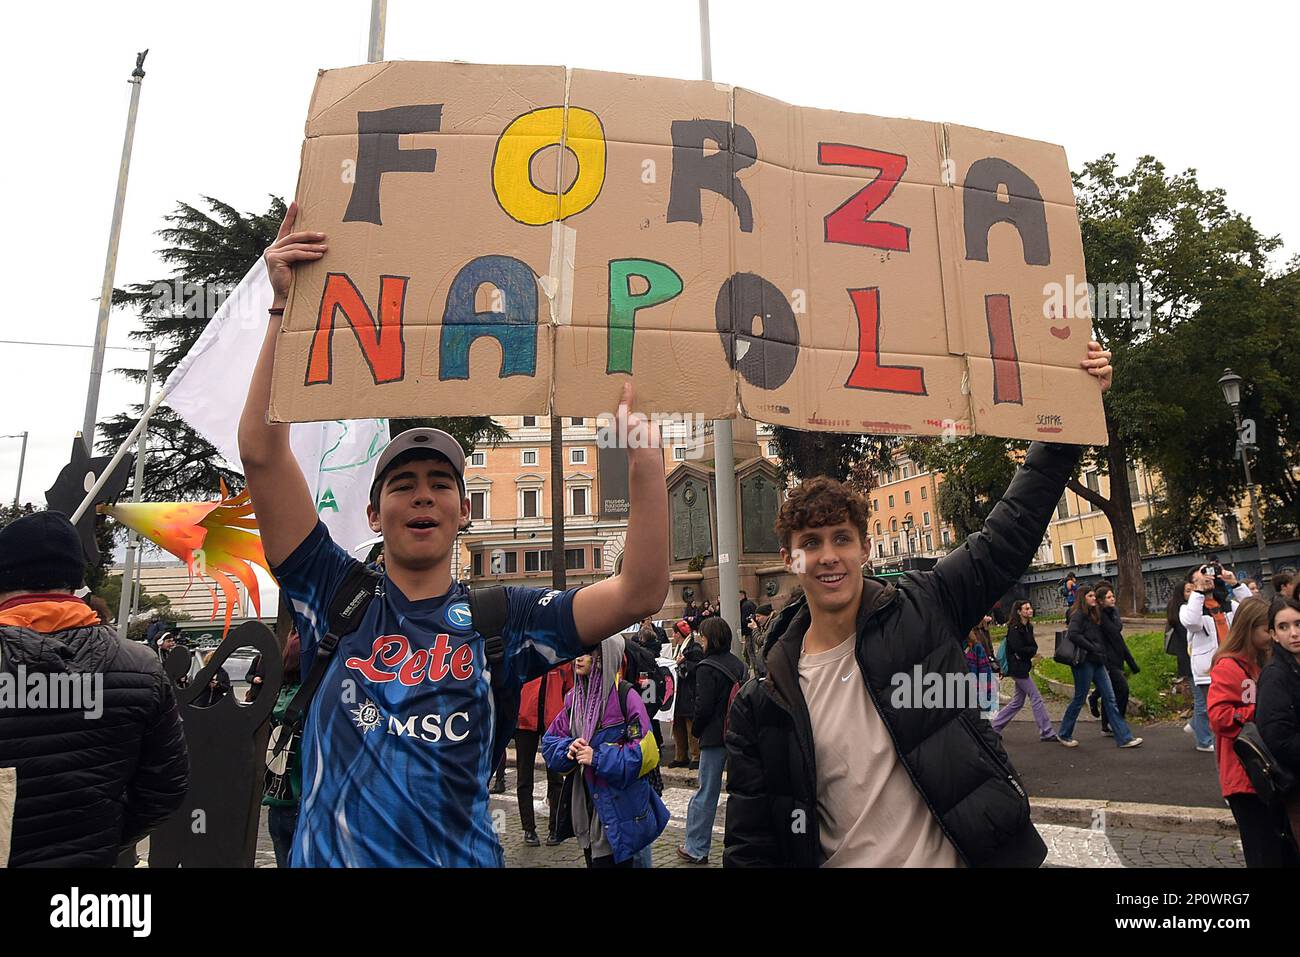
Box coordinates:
[1207,596,1299,866]
[516,661,575,846]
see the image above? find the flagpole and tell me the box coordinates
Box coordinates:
[117,342,155,638]
[699,0,742,641]
[81,50,148,455]
[71,386,167,526]
[368,0,387,62]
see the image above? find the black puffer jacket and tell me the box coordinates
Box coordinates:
[1066,611,1106,665]
[1256,648,1300,776]
[724,441,1080,868]
[1099,607,1139,673]
[0,621,189,866]
[1004,619,1037,680]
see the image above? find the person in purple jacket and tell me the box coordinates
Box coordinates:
[542,636,669,867]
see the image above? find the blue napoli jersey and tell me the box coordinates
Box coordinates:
[275,522,585,867]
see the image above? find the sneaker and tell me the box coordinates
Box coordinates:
[545,831,562,847]
[1183,723,1193,734]
[1088,697,1100,718]
[523,830,540,847]
[1120,737,1144,749]
[1196,743,1215,753]
[1059,737,1079,748]
[688,760,700,771]
[490,779,506,795]
[1039,734,1059,742]
[676,845,707,865]
[1100,728,1113,736]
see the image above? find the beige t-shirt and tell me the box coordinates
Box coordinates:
[799,634,960,867]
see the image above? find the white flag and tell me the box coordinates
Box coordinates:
[165,262,389,555]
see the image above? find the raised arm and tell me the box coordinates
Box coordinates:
[570,383,669,644]
[237,202,327,566]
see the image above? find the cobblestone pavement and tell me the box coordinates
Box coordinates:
[252,764,1245,868]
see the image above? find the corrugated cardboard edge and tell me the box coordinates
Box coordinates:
[0,766,14,867]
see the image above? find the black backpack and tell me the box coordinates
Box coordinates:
[275,564,517,768]
[1233,722,1298,807]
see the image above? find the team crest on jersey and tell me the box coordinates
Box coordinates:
[447,601,472,628]
[351,699,382,733]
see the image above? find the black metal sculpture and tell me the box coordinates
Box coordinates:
[149,620,282,867]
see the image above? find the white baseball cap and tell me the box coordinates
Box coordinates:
[369,428,467,504]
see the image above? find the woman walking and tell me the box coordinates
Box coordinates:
[1089,584,1140,736]
[670,620,703,769]
[992,600,1057,741]
[1056,587,1143,749]
[1207,597,1298,866]
[677,617,746,864]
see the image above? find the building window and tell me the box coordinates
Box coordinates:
[1086,470,1100,494]
[521,449,538,466]
[569,447,587,465]
[904,490,911,504]
[892,540,899,555]
[593,547,602,570]
[925,533,933,550]
[872,499,878,512]
[902,465,911,479]
[570,417,584,427]
[877,542,885,558]
[469,451,485,467]
[469,491,487,521]
[673,446,687,462]
[570,486,588,516]
[1094,537,1109,556]
[1062,543,1076,565]
[875,521,882,535]
[942,528,951,546]
[923,511,931,527]
[920,486,927,500]
[525,550,542,573]
[521,489,539,518]
[1056,494,1069,520]
[472,552,482,577]
[890,518,898,532]
[565,548,584,570]
[888,494,895,508]
[522,416,537,428]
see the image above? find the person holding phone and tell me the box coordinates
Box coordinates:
[1183,562,1253,752]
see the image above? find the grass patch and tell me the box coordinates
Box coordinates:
[1029,630,1188,722]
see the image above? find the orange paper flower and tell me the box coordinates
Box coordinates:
[101,482,270,636]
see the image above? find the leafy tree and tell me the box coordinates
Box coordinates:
[99,196,505,500]
[903,436,1024,544]
[768,427,897,489]
[1074,155,1287,610]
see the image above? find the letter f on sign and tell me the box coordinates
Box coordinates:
[344,105,443,225]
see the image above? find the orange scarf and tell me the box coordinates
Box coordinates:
[0,594,100,633]
[1203,596,1230,646]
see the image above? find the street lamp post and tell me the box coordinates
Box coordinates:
[1218,369,1272,584]
[902,517,914,566]
[2,432,27,508]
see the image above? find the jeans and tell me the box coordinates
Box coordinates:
[1088,665,1129,733]
[632,844,654,867]
[1058,661,1134,745]
[267,804,299,868]
[514,729,562,834]
[992,676,1055,737]
[1191,682,1213,748]
[683,745,726,859]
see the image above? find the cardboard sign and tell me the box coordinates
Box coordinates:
[271,61,1106,444]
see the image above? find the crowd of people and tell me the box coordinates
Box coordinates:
[3,202,1298,872]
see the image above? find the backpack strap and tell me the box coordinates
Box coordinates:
[274,562,381,756]
[471,586,516,768]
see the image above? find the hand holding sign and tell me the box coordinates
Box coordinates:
[1080,341,1113,393]
[264,201,327,303]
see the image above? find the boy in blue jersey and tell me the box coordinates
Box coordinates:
[238,204,670,866]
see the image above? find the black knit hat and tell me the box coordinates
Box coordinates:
[0,511,86,592]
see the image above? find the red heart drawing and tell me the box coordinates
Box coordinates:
[1050,325,1071,340]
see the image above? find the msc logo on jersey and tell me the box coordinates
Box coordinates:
[447,602,472,628]
[351,700,382,733]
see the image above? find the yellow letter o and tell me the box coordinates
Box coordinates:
[492,107,606,225]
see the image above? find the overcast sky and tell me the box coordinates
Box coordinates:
[0,0,1293,508]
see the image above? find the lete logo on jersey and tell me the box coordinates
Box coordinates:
[345,633,477,685]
